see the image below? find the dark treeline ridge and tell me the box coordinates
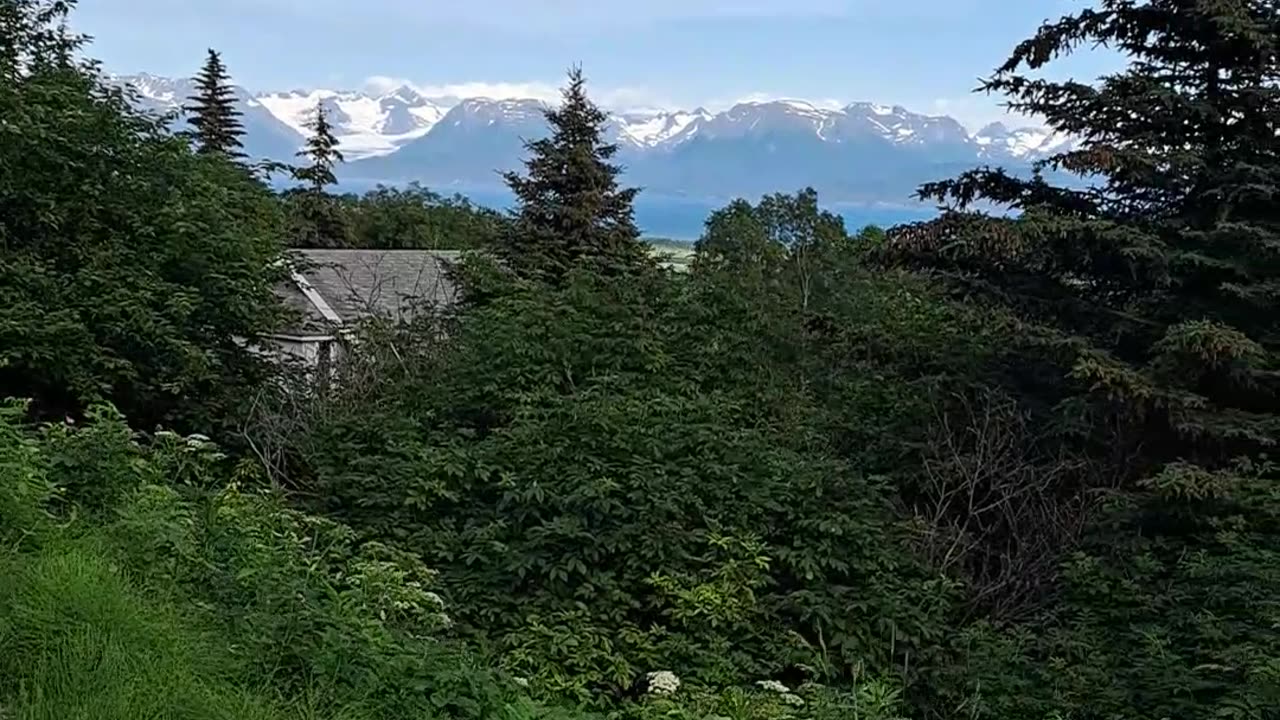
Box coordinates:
[2,1,1279,720]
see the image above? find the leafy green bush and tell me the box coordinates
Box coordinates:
[291,265,967,706]
[926,457,1280,720]
[283,182,510,250]
[0,2,286,431]
[0,402,578,720]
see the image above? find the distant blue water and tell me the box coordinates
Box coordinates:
[334,181,937,241]
[628,195,938,241]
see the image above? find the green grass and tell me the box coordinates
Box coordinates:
[0,409,575,720]
[0,540,292,720]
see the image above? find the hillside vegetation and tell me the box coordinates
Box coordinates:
[3,1,1280,719]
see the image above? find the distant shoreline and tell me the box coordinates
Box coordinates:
[331,180,939,240]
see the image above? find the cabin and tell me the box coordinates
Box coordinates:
[260,249,462,374]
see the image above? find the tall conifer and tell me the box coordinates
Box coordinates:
[889,0,1280,472]
[184,48,245,158]
[885,6,1280,712]
[295,102,344,193]
[500,66,650,282]
[287,102,348,247]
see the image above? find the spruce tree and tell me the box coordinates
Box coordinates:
[885,3,1280,714]
[287,102,348,247]
[891,0,1280,471]
[295,102,344,192]
[184,48,245,158]
[500,66,650,282]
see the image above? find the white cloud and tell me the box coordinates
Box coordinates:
[364,76,561,102]
[710,92,845,112]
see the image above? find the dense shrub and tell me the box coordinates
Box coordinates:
[0,2,286,431]
[285,256,993,707]
[11,1,1280,718]
[0,401,575,720]
[283,182,510,250]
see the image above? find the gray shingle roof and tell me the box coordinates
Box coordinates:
[272,249,462,336]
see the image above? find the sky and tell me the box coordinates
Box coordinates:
[72,0,1123,130]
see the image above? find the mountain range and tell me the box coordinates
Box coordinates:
[111,72,1075,206]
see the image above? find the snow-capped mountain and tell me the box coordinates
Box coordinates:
[114,73,451,160]
[255,86,449,159]
[973,122,1076,160]
[111,72,307,161]
[109,72,1077,203]
[612,108,711,148]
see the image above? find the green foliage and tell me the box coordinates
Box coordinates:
[291,259,985,707]
[893,0,1280,469]
[693,199,786,282]
[184,48,246,159]
[614,679,911,720]
[294,102,345,192]
[0,1,285,431]
[12,2,1280,718]
[692,189,853,310]
[499,67,653,283]
[284,183,508,249]
[283,187,353,247]
[3,546,269,720]
[0,404,579,720]
[936,458,1280,719]
[881,1,1280,717]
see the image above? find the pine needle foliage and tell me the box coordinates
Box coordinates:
[294,101,344,192]
[184,48,246,158]
[884,3,1280,716]
[500,66,652,283]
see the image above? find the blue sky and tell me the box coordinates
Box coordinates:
[72,0,1122,129]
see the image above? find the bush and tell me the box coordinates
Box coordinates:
[0,402,577,720]
[283,183,510,250]
[290,266,967,706]
[0,5,286,431]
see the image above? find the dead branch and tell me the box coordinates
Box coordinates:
[911,386,1099,622]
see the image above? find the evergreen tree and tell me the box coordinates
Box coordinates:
[885,2,1280,715]
[285,102,349,247]
[295,102,344,193]
[183,48,245,158]
[500,66,651,282]
[892,0,1280,473]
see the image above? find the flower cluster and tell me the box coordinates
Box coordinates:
[645,670,681,696]
[755,679,804,706]
[755,680,790,694]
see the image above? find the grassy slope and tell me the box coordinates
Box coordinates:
[0,539,289,720]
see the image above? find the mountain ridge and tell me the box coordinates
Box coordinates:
[109,72,1075,205]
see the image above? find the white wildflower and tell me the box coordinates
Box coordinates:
[779,693,805,707]
[756,680,790,694]
[645,670,680,696]
[513,676,530,688]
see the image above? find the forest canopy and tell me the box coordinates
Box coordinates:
[2,1,1279,719]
